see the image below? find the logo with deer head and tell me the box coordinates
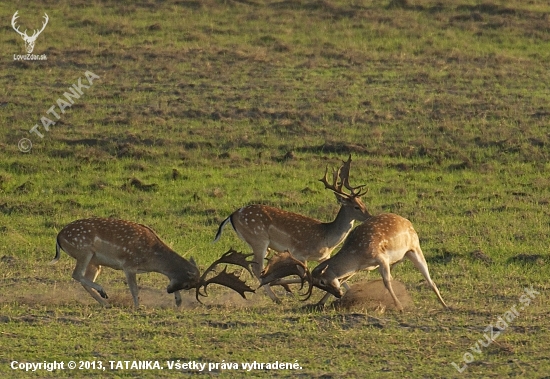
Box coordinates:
[11,11,49,54]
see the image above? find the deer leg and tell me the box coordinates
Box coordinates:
[340,272,356,291]
[80,264,110,306]
[379,260,404,311]
[123,270,140,308]
[250,243,281,303]
[405,249,449,309]
[268,280,293,293]
[71,252,109,302]
[316,291,332,306]
[174,291,182,307]
[261,278,281,303]
[269,277,303,290]
[87,264,101,282]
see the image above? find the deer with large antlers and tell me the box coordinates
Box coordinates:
[51,218,254,307]
[214,155,370,302]
[260,213,449,311]
[11,11,49,54]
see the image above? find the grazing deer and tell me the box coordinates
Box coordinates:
[261,213,449,311]
[51,218,254,307]
[214,155,370,302]
[11,11,49,54]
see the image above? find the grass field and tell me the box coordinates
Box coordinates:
[1,0,549,377]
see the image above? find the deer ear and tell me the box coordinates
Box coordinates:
[189,256,198,269]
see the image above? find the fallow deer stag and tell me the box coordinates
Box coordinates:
[261,213,449,311]
[51,218,254,307]
[214,155,370,302]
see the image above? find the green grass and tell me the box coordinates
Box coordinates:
[1,0,550,377]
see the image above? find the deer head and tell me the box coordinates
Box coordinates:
[260,252,352,301]
[309,263,343,299]
[319,155,369,221]
[12,11,49,54]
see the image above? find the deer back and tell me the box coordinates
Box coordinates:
[57,218,199,279]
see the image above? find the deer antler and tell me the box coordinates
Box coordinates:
[11,11,27,38]
[11,11,49,39]
[31,13,49,38]
[259,251,312,299]
[197,267,254,299]
[319,155,366,198]
[339,155,367,197]
[195,249,255,303]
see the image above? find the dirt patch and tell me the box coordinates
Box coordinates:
[0,278,260,310]
[195,290,261,309]
[333,279,413,312]
[0,281,95,307]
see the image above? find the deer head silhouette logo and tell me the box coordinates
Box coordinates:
[11,11,49,54]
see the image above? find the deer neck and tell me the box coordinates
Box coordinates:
[320,206,356,247]
[149,242,187,277]
[320,252,359,280]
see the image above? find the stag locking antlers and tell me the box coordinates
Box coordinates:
[52,218,254,307]
[214,155,369,302]
[259,251,311,295]
[11,11,49,54]
[260,213,449,311]
[195,249,255,303]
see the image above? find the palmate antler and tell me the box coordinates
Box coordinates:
[319,155,367,198]
[195,249,255,303]
[259,251,312,299]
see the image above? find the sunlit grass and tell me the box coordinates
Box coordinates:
[1,0,549,377]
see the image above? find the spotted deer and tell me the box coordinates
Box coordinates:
[214,156,370,302]
[51,218,254,307]
[261,213,449,311]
